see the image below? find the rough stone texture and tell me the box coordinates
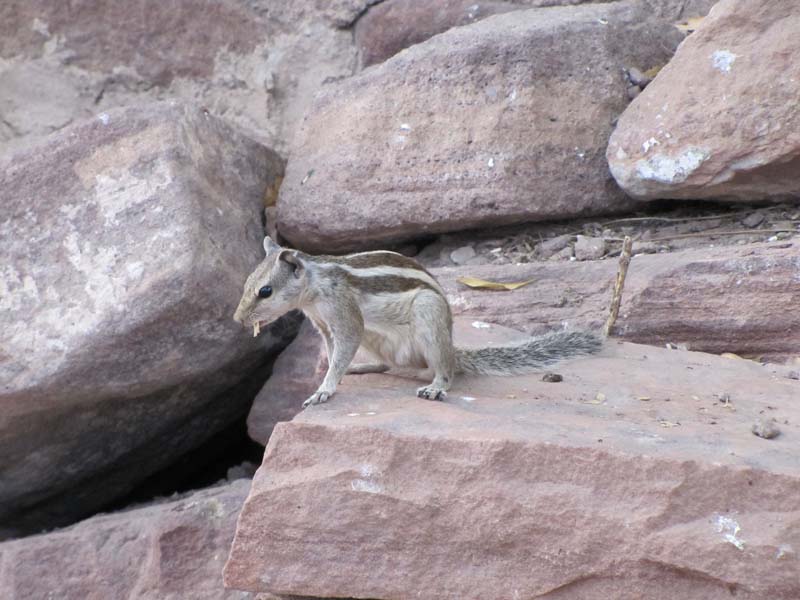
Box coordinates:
[225,326,800,599]
[0,0,365,156]
[0,102,292,537]
[438,240,800,362]
[356,0,718,67]
[356,0,520,67]
[0,481,254,600]
[247,319,328,445]
[278,1,684,252]
[607,0,800,201]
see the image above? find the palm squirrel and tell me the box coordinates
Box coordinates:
[234,237,602,407]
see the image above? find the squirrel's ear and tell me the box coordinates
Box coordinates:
[263,236,281,255]
[278,249,304,277]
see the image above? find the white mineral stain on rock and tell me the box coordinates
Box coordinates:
[642,137,660,153]
[97,112,110,125]
[715,514,745,550]
[711,50,737,73]
[93,160,173,226]
[635,148,708,184]
[351,463,383,494]
[31,17,50,37]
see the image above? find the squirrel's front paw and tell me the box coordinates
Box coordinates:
[303,391,331,408]
[416,385,447,401]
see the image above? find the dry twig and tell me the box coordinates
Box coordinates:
[604,236,633,337]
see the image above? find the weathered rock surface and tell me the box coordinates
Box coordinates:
[356,0,520,67]
[0,0,365,155]
[438,240,800,362]
[356,0,718,67]
[607,0,800,201]
[247,319,328,445]
[225,327,800,599]
[0,102,291,537]
[278,1,684,252]
[0,480,253,600]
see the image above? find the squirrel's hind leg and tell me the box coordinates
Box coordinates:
[411,291,455,401]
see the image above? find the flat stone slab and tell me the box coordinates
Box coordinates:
[225,336,800,599]
[437,240,800,362]
[0,481,252,600]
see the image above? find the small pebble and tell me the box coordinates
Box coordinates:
[752,418,781,439]
[574,235,606,261]
[450,245,477,265]
[788,370,800,380]
[542,372,563,383]
[741,211,766,228]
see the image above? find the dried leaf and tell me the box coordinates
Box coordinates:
[658,419,680,428]
[457,276,534,291]
[674,16,704,34]
[720,352,743,360]
[637,396,651,402]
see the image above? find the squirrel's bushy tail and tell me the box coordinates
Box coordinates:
[454,330,602,376]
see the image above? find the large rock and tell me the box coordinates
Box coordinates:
[607,0,800,201]
[0,480,253,600]
[247,319,328,445]
[355,0,718,67]
[0,0,365,156]
[0,102,290,537]
[224,329,800,599]
[278,1,683,252]
[438,240,800,362]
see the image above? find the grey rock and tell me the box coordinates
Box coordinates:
[537,234,573,258]
[575,235,607,260]
[450,245,477,265]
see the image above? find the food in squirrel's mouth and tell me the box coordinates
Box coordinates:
[253,321,261,337]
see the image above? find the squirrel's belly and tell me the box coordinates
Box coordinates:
[363,324,427,369]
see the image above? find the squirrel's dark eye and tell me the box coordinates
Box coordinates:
[257,285,272,299]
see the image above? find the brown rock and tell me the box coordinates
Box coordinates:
[355,0,520,67]
[356,0,719,67]
[0,1,362,155]
[0,481,253,600]
[0,102,292,536]
[278,1,683,252]
[438,240,800,362]
[607,0,800,201]
[225,330,800,599]
[247,319,328,445]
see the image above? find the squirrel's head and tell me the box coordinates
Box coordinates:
[233,236,309,335]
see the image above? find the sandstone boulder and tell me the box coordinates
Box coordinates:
[0,0,365,155]
[0,102,291,537]
[278,1,683,252]
[438,240,800,362]
[607,0,800,201]
[247,319,328,445]
[0,481,252,600]
[225,329,800,599]
[355,0,718,67]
